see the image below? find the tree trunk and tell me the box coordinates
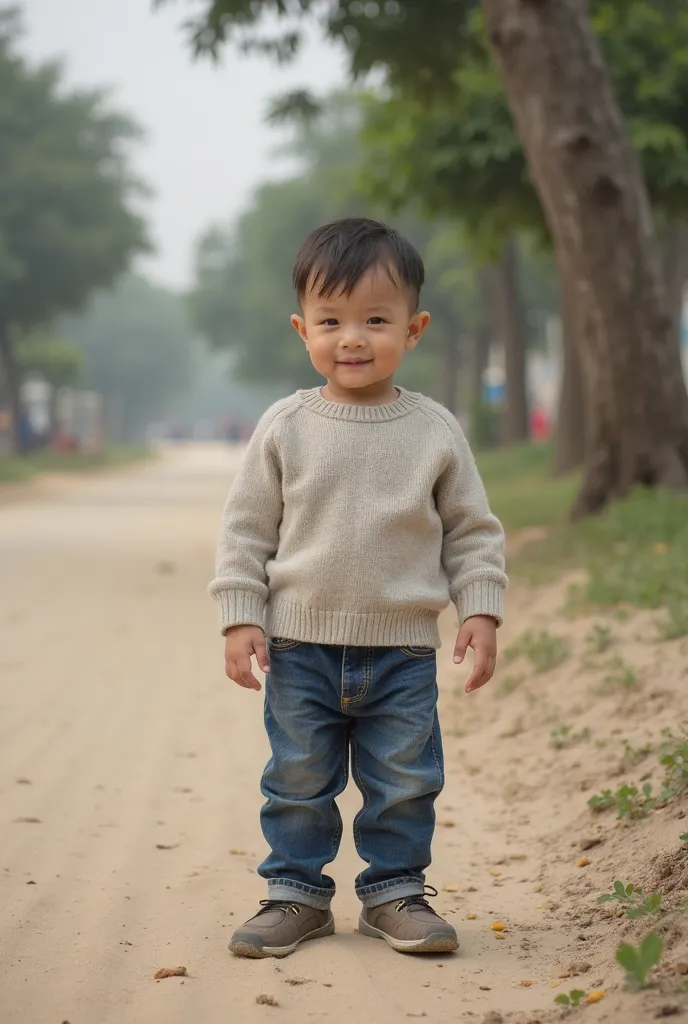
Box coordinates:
[661,221,688,347]
[0,319,24,455]
[441,330,461,414]
[483,0,688,517]
[471,268,493,404]
[494,240,529,444]
[553,259,586,474]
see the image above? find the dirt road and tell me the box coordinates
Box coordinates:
[1,447,686,1024]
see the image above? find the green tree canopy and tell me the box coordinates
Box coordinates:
[0,7,148,449]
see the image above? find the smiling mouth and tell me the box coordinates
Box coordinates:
[338,359,373,366]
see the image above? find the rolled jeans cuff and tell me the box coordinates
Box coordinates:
[356,876,426,908]
[267,878,333,911]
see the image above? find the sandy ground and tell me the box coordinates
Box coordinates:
[1,445,687,1024]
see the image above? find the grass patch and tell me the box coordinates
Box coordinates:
[504,628,571,673]
[478,445,688,613]
[0,446,151,484]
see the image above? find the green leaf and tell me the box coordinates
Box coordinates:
[616,942,640,973]
[626,906,649,919]
[614,880,627,896]
[647,893,662,912]
[598,893,614,903]
[554,994,571,1006]
[625,883,635,896]
[680,832,688,842]
[639,931,664,970]
[570,990,586,1005]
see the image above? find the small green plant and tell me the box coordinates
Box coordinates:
[554,989,586,1008]
[597,881,662,919]
[595,655,638,694]
[588,782,657,819]
[620,737,653,770]
[503,629,571,674]
[655,601,688,642]
[585,623,614,654]
[659,726,688,797]
[498,673,524,697]
[616,932,664,988]
[550,723,591,750]
[680,831,688,843]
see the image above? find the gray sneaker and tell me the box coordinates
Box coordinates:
[229,899,335,959]
[358,888,458,954]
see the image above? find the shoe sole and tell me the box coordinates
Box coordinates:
[229,914,335,959]
[358,916,459,954]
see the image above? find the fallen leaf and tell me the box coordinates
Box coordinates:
[230,848,247,855]
[14,817,41,824]
[466,913,478,920]
[443,884,459,892]
[490,870,502,877]
[520,980,534,987]
[576,858,590,867]
[156,844,179,851]
[557,971,571,979]
[584,991,606,1004]
[490,922,506,932]
[154,966,187,980]
[256,994,279,1006]
[26,880,36,885]
[495,934,506,940]
[437,818,456,828]
[479,985,491,991]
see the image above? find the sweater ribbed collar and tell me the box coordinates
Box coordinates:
[296,386,420,422]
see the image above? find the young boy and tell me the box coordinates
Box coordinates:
[210,218,506,959]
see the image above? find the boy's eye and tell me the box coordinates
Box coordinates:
[368,317,387,325]
[320,318,339,327]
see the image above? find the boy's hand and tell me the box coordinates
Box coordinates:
[224,625,270,691]
[454,615,497,693]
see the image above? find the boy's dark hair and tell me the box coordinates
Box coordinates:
[292,218,425,308]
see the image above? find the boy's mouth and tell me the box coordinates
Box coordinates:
[338,359,373,366]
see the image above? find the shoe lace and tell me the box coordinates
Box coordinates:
[255,899,301,918]
[395,885,440,915]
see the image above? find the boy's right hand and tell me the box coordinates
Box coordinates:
[224,625,269,691]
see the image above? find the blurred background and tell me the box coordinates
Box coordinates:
[0,0,687,492]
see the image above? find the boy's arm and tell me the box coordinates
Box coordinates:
[209,411,283,635]
[435,414,507,627]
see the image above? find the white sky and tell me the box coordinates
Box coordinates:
[20,0,346,288]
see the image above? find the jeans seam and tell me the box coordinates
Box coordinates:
[399,647,436,659]
[430,714,444,791]
[343,646,372,706]
[351,733,370,854]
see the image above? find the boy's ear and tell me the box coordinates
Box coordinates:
[291,314,309,348]
[406,311,431,351]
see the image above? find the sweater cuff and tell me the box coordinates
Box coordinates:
[213,589,266,636]
[455,579,504,627]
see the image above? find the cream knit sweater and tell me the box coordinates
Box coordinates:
[210,387,506,648]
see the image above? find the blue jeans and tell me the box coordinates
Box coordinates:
[259,641,444,910]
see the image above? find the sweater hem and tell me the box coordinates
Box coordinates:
[266,601,442,648]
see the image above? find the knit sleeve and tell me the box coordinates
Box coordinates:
[209,402,287,635]
[433,409,507,626]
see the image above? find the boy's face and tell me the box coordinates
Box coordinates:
[291,266,430,402]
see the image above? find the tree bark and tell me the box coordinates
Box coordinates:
[483,0,688,516]
[553,259,586,474]
[0,319,24,455]
[494,240,529,444]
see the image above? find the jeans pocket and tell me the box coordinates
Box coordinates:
[400,646,436,659]
[268,637,302,652]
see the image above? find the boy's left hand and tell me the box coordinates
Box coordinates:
[453,615,497,693]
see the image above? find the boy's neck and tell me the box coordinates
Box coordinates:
[321,378,400,406]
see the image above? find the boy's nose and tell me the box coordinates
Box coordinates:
[340,329,365,347]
